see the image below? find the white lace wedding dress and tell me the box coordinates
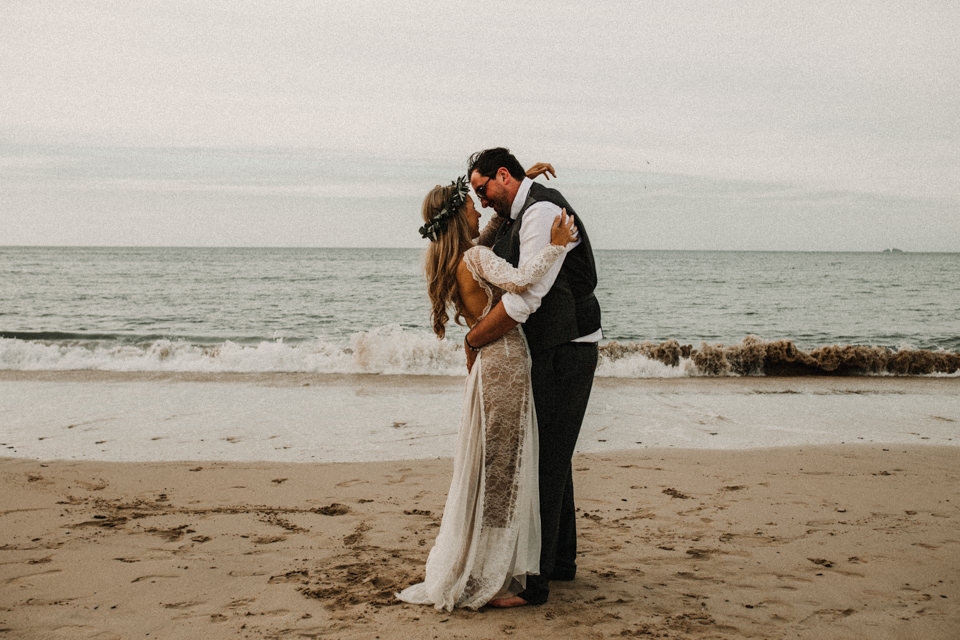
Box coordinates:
[397,242,568,611]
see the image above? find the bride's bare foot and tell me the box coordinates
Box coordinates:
[489,595,530,608]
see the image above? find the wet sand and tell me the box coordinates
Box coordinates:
[2,372,959,462]
[2,445,958,639]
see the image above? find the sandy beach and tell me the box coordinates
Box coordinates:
[2,444,958,639]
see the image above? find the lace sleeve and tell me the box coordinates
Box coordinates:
[463,244,567,294]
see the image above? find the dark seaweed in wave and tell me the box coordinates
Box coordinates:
[601,336,960,376]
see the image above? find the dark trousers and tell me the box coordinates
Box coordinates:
[520,341,598,604]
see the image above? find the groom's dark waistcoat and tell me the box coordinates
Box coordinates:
[493,182,602,352]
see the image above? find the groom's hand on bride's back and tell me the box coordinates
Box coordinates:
[465,338,478,373]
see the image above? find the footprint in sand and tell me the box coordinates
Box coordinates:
[808,557,834,568]
[6,569,62,584]
[131,574,180,583]
[161,600,203,610]
[75,479,108,491]
[343,522,371,547]
[144,524,192,542]
[228,597,256,609]
[315,503,350,516]
[70,515,128,529]
[268,569,309,584]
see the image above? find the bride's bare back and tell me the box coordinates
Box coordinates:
[455,260,488,328]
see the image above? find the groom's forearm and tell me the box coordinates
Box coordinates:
[466,302,518,349]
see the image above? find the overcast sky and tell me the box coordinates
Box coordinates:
[2,1,958,250]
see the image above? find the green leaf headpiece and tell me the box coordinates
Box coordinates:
[419,176,470,241]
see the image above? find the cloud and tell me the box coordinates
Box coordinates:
[1,2,958,247]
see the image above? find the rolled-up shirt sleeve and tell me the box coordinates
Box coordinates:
[500,201,579,323]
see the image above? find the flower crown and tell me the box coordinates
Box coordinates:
[419,175,470,241]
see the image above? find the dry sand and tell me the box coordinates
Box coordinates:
[2,445,958,639]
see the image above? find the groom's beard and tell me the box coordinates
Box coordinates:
[489,195,511,219]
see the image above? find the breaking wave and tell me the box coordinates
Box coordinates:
[1,328,957,377]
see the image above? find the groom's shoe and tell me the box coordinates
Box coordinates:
[514,587,549,606]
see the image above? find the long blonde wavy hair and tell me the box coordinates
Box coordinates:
[422,184,475,339]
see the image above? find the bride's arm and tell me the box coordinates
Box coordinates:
[464,211,577,294]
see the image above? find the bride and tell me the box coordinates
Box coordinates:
[397,165,577,611]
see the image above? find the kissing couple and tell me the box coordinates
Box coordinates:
[398,147,602,610]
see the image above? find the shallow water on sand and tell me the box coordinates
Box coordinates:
[2,373,957,462]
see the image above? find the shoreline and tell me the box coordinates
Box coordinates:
[3,368,959,386]
[2,373,958,464]
[2,445,958,639]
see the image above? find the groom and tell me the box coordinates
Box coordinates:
[464,147,602,606]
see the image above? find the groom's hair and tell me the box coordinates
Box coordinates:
[468,147,526,181]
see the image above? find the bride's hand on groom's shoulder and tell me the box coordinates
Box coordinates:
[550,209,578,247]
[525,162,555,180]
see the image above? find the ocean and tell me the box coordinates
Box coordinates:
[1,247,958,377]
[2,246,959,462]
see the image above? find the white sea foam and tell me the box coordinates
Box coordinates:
[596,354,698,378]
[0,326,467,376]
[0,332,644,378]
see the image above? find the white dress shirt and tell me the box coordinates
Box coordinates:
[500,178,601,343]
